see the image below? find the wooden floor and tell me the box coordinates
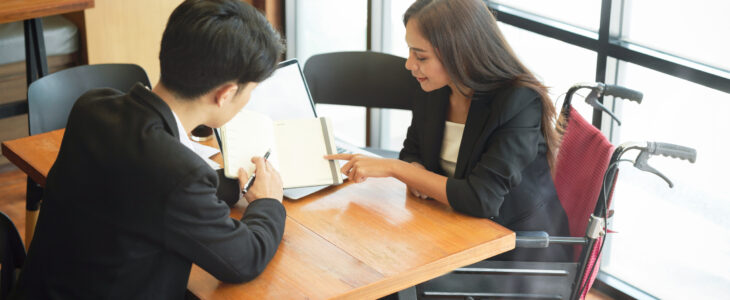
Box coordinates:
[0,166,30,246]
[0,165,612,299]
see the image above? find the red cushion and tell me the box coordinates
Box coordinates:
[554,107,614,254]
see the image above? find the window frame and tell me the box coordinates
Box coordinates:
[485,0,729,298]
[486,0,730,128]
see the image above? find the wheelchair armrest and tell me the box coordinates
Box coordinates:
[515,231,550,248]
[515,231,588,248]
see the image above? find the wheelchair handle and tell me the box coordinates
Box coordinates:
[648,142,697,163]
[624,141,697,188]
[603,84,643,104]
[562,83,643,126]
[585,89,622,125]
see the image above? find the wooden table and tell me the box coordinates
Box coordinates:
[0,0,93,23]
[2,129,515,299]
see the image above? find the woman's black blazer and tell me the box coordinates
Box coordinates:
[399,85,571,261]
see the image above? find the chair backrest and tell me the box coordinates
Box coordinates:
[0,211,25,299]
[27,63,151,135]
[302,51,425,110]
[553,106,616,299]
[554,106,614,247]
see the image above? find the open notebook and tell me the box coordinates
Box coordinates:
[220,110,342,188]
[217,59,376,199]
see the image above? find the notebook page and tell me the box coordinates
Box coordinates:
[273,117,341,188]
[221,110,279,179]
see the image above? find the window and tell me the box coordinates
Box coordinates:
[602,63,730,299]
[292,0,367,63]
[498,23,597,119]
[492,0,602,32]
[380,0,412,151]
[622,0,730,71]
[382,0,410,58]
[288,0,368,147]
[486,1,730,298]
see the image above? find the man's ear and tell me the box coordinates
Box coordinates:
[213,83,239,108]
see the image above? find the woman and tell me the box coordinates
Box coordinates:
[326,0,570,262]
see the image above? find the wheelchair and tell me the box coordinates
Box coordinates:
[409,82,697,300]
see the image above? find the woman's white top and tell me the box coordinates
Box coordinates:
[439,121,465,177]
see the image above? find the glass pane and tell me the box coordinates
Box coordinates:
[623,0,730,71]
[492,0,602,32]
[602,63,730,299]
[382,0,411,58]
[381,0,412,151]
[296,0,367,63]
[315,104,366,147]
[499,23,598,119]
[383,109,411,151]
[295,0,368,146]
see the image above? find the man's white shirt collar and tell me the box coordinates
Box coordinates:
[170,110,221,169]
[171,110,198,152]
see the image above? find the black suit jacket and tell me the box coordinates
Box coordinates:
[12,84,286,299]
[400,85,570,262]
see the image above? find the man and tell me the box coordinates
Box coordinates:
[12,0,286,298]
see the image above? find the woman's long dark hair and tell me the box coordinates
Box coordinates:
[404,0,560,170]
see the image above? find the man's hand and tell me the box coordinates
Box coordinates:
[239,156,283,203]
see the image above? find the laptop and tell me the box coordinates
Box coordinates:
[223,59,377,199]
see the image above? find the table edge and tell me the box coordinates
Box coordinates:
[1,142,47,186]
[335,230,516,299]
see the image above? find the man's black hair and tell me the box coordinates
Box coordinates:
[159,0,284,99]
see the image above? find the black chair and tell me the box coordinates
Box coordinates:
[23,63,151,247]
[0,211,26,300]
[303,51,426,158]
[27,63,150,135]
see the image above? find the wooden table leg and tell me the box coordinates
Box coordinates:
[25,209,39,250]
[25,177,43,250]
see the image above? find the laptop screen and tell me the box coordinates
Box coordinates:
[243,59,318,121]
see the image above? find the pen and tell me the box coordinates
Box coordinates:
[241,149,271,195]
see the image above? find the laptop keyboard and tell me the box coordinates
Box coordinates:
[336,146,352,154]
